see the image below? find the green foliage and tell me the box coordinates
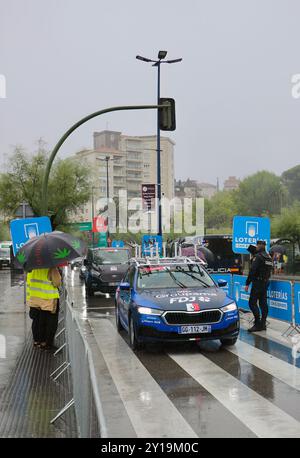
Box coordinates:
[0,222,10,241]
[0,143,91,228]
[281,165,300,203]
[234,171,287,216]
[271,202,300,242]
[204,191,237,229]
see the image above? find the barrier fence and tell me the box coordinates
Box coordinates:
[211,273,300,332]
[53,288,106,438]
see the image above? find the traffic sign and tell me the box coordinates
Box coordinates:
[142,184,156,211]
[10,217,52,255]
[232,216,270,254]
[92,216,108,233]
[142,235,163,256]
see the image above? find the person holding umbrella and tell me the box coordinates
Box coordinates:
[16,231,87,349]
[27,266,61,349]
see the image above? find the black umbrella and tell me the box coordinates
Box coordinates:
[196,246,215,264]
[269,244,287,255]
[15,231,87,271]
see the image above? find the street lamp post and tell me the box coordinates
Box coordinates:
[136,51,182,236]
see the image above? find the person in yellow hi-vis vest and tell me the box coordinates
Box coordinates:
[26,267,61,350]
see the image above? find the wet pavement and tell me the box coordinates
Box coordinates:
[1,267,300,438]
[0,269,77,437]
[67,267,300,438]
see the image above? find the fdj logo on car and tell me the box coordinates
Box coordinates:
[232,216,271,254]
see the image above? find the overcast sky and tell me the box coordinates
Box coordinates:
[1,0,300,186]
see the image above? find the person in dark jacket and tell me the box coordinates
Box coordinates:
[245,241,273,332]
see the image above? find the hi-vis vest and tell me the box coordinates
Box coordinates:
[26,269,60,303]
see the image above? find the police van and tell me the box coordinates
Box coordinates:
[0,241,12,269]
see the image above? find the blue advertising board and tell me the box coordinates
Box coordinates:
[142,235,163,256]
[10,217,52,255]
[293,282,300,326]
[232,275,251,311]
[267,280,292,322]
[111,240,125,248]
[232,216,270,254]
[211,273,233,298]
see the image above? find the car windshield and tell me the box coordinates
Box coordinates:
[0,249,9,257]
[137,264,215,289]
[93,249,129,265]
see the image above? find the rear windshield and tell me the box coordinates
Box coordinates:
[93,249,129,265]
[137,264,215,290]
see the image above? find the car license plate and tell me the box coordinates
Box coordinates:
[179,325,211,334]
[109,282,119,286]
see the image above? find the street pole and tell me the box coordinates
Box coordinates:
[91,187,95,248]
[157,61,162,236]
[136,52,182,237]
[106,156,110,243]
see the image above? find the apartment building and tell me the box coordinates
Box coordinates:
[70,130,175,222]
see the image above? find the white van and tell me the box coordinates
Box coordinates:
[0,241,12,269]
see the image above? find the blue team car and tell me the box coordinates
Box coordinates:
[115,257,240,350]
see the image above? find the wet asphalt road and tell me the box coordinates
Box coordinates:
[67,267,300,438]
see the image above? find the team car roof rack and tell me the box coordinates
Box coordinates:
[129,256,205,267]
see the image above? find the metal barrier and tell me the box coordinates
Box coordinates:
[50,286,107,438]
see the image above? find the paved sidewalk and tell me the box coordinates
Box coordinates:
[0,269,77,437]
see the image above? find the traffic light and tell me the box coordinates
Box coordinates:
[159,98,176,131]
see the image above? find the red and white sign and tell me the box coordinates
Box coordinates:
[92,216,108,233]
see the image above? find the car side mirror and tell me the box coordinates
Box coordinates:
[217,279,227,288]
[119,282,130,290]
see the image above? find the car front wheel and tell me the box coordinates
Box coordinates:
[129,315,143,351]
[116,305,123,332]
[220,337,238,346]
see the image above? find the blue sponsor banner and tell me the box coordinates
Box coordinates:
[293,282,300,326]
[232,274,251,311]
[10,217,52,255]
[211,273,233,298]
[267,280,292,323]
[111,240,124,248]
[232,216,270,254]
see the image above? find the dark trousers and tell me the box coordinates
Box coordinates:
[29,307,42,342]
[249,280,269,322]
[39,303,59,346]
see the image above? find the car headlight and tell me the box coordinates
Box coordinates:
[222,302,238,312]
[137,307,163,316]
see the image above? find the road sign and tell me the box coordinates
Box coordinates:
[232,216,270,254]
[93,216,108,233]
[10,217,52,255]
[142,235,163,256]
[70,222,92,231]
[142,184,156,211]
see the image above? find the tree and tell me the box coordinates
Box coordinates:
[0,144,92,228]
[234,171,287,216]
[281,165,300,203]
[271,202,300,243]
[205,191,237,230]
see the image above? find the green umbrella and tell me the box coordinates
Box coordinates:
[15,231,87,271]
